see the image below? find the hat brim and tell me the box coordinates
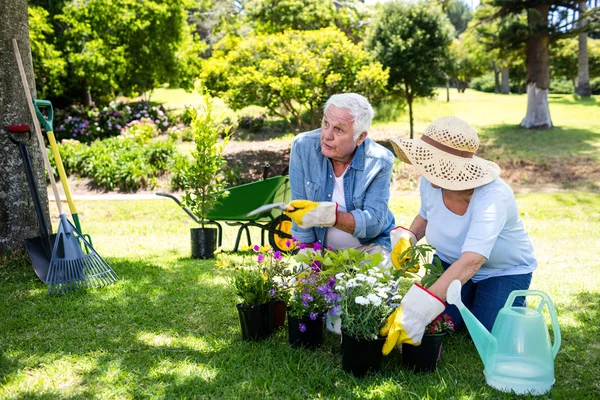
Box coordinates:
[390,137,501,191]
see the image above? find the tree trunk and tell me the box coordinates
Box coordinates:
[0,0,51,252]
[501,67,510,94]
[446,79,450,102]
[83,86,93,107]
[575,1,590,97]
[406,83,414,139]
[521,5,552,129]
[492,61,500,94]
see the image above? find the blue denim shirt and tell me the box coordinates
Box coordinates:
[289,129,396,250]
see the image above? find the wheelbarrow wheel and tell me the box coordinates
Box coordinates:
[268,214,295,252]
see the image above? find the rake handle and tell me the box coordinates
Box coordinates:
[13,38,64,216]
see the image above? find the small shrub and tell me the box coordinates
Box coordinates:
[121,118,159,143]
[169,153,191,191]
[470,73,496,93]
[238,115,265,133]
[590,77,600,95]
[550,77,574,94]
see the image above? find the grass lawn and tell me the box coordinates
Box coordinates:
[1,191,599,399]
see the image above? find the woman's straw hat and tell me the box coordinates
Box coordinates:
[390,116,500,191]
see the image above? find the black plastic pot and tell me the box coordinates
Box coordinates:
[287,314,324,349]
[272,300,287,329]
[190,227,217,259]
[341,333,385,377]
[236,302,273,341]
[402,333,446,372]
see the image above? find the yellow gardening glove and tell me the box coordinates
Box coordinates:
[285,200,337,229]
[390,226,418,271]
[380,283,445,355]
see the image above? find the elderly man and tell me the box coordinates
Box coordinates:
[286,93,396,260]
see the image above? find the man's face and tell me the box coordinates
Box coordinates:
[320,105,366,163]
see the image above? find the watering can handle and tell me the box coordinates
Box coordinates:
[33,99,54,132]
[505,290,561,359]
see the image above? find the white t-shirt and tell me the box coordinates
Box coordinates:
[419,177,537,282]
[326,171,361,249]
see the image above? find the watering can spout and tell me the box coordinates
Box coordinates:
[446,280,497,371]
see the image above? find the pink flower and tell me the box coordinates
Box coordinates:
[257,254,264,262]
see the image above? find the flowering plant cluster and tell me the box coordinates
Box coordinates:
[426,314,454,335]
[333,269,398,340]
[54,100,171,143]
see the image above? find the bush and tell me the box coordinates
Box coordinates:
[550,77,574,94]
[169,153,191,191]
[54,101,172,143]
[52,133,176,192]
[591,77,600,95]
[238,115,265,133]
[470,73,496,93]
[121,118,159,143]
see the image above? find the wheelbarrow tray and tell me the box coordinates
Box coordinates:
[207,175,290,221]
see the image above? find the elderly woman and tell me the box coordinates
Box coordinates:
[380,116,537,354]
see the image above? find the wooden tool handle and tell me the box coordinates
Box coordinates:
[13,38,64,215]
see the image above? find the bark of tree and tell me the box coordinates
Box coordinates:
[521,4,552,129]
[405,82,414,139]
[0,0,51,252]
[492,61,500,94]
[575,1,591,97]
[501,67,510,94]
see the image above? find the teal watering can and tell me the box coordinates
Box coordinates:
[447,280,561,395]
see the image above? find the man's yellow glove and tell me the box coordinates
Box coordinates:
[380,283,445,355]
[390,226,417,271]
[286,200,337,229]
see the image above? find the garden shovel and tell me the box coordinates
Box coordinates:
[6,125,56,282]
[246,202,290,217]
[33,99,92,246]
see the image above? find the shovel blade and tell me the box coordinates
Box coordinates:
[23,234,56,283]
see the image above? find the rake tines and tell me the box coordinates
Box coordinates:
[46,215,119,294]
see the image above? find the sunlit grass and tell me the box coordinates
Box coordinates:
[1,192,598,398]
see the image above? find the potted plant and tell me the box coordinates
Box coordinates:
[331,261,399,377]
[393,243,453,372]
[402,313,454,372]
[182,96,232,258]
[285,266,332,350]
[230,256,276,341]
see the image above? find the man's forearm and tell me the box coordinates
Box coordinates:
[333,211,355,234]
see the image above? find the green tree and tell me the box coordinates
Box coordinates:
[56,0,191,105]
[246,0,336,34]
[477,0,600,129]
[449,33,488,92]
[366,1,454,138]
[446,0,472,36]
[552,37,600,84]
[28,6,66,98]
[201,27,388,130]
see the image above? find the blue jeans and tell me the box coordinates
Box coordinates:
[437,257,532,332]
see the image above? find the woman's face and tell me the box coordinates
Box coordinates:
[320,105,366,164]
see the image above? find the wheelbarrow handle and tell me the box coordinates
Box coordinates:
[156,192,201,224]
[33,99,54,132]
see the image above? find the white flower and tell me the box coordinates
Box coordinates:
[355,274,367,281]
[366,276,377,285]
[367,294,382,306]
[376,290,389,298]
[355,296,370,305]
[391,294,403,301]
[335,285,344,292]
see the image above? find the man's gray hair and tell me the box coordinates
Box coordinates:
[324,93,375,140]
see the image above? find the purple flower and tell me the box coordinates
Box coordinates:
[273,251,282,260]
[299,243,307,250]
[299,278,308,284]
[253,245,260,252]
[311,260,322,273]
[327,278,336,288]
[292,237,298,243]
[313,242,323,251]
[310,312,318,321]
[269,288,276,297]
[257,254,264,262]
[285,240,291,247]
[299,323,306,333]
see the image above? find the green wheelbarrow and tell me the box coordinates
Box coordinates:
[157,174,294,252]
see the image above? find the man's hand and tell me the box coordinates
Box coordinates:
[390,226,417,270]
[286,200,337,229]
[380,283,445,355]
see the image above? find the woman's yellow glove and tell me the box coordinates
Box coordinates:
[285,200,337,229]
[380,283,445,355]
[390,226,417,271]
